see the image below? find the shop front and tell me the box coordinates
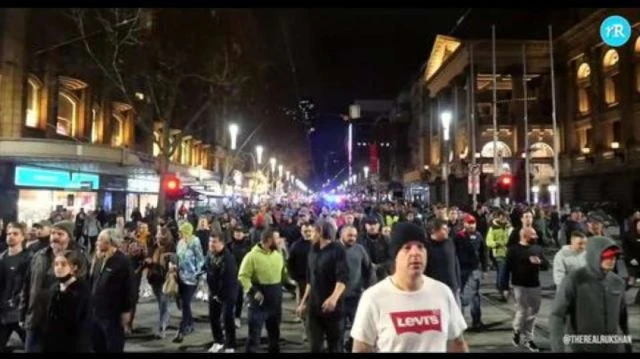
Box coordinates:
[126,176,159,220]
[99,175,128,213]
[15,166,100,225]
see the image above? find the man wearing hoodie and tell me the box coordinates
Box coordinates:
[19,221,88,353]
[357,216,392,281]
[205,232,238,353]
[485,210,512,301]
[549,236,630,353]
[227,226,251,328]
[553,231,587,287]
[237,228,289,353]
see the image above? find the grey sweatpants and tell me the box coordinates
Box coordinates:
[512,286,541,341]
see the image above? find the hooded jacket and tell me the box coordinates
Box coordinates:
[486,219,512,258]
[237,243,288,295]
[552,245,587,286]
[549,237,629,353]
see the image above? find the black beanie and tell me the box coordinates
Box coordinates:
[389,222,428,259]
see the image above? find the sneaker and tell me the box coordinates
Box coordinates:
[234,318,241,328]
[208,343,224,353]
[224,348,235,353]
[172,333,184,343]
[511,331,521,347]
[524,340,540,352]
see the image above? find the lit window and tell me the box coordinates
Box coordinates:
[91,107,99,143]
[111,114,123,146]
[25,79,40,127]
[603,49,619,69]
[604,77,617,105]
[577,63,591,81]
[57,93,77,136]
[578,88,590,114]
[153,131,161,157]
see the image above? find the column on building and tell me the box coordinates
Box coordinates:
[0,9,28,138]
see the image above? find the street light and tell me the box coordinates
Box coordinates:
[228,123,239,150]
[441,111,452,207]
[278,164,283,178]
[256,145,263,165]
[286,170,290,181]
[363,166,369,179]
[270,157,276,173]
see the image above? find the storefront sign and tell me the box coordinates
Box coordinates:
[100,175,127,191]
[15,166,100,190]
[127,177,160,193]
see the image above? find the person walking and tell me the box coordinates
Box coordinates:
[425,219,462,306]
[350,222,468,352]
[486,210,512,301]
[227,226,251,329]
[144,227,176,339]
[552,231,587,287]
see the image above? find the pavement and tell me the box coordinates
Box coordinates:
[6,253,640,352]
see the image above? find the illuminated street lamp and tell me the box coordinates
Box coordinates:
[440,110,452,207]
[363,166,369,179]
[278,164,283,178]
[286,170,290,181]
[228,123,239,150]
[270,157,276,173]
[256,145,263,165]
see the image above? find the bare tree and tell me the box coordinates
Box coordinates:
[69,8,258,215]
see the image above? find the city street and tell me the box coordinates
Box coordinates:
[8,255,637,353]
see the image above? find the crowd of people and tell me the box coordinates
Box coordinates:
[0,198,636,353]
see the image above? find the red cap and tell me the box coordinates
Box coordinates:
[463,214,476,224]
[601,247,621,259]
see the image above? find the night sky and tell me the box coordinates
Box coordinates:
[249,8,592,187]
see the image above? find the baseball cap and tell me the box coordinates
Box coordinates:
[601,247,621,260]
[463,214,476,224]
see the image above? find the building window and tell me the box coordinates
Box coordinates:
[25,78,41,128]
[612,120,622,143]
[578,88,590,114]
[576,63,591,115]
[153,131,161,157]
[111,114,123,147]
[603,49,619,68]
[57,92,77,136]
[181,139,191,164]
[604,77,617,105]
[91,106,99,143]
[577,63,591,80]
[577,126,593,151]
[636,36,640,53]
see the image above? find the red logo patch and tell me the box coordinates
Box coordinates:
[390,310,442,335]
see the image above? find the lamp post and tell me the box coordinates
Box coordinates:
[441,111,452,208]
[363,166,369,179]
[270,158,276,173]
[228,123,239,151]
[256,145,263,165]
[278,164,283,178]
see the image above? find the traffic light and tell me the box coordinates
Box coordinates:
[163,174,183,200]
[496,174,513,197]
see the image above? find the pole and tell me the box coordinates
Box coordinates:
[548,25,561,213]
[469,43,478,209]
[491,25,499,179]
[522,44,531,204]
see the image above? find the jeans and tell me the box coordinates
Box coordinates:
[460,269,482,324]
[178,283,197,333]
[496,257,510,291]
[513,286,541,341]
[209,292,237,349]
[343,296,360,352]
[246,284,282,353]
[234,285,244,319]
[152,285,170,333]
[92,317,125,353]
[25,329,43,353]
[130,270,143,327]
[308,310,344,353]
[0,323,25,352]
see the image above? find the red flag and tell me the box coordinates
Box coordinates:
[369,143,379,174]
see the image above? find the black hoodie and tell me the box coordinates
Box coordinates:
[549,236,629,353]
[205,247,238,301]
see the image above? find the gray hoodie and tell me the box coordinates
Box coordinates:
[549,236,629,353]
[552,245,587,286]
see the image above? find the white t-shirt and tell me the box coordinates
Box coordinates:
[350,275,467,352]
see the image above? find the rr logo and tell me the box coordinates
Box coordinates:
[600,15,631,47]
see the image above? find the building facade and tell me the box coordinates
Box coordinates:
[0,9,226,223]
[401,8,640,211]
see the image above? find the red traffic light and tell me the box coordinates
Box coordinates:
[163,175,182,191]
[500,175,512,186]
[167,179,179,190]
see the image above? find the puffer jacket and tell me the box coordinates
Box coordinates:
[486,219,512,258]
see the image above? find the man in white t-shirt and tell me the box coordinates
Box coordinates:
[351,222,469,353]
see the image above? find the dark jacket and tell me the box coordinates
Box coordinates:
[20,243,88,330]
[287,239,313,284]
[454,230,488,273]
[425,237,461,293]
[196,229,211,256]
[43,279,92,352]
[89,250,135,320]
[205,247,238,301]
[307,241,349,318]
[228,238,252,273]
[549,236,629,353]
[623,219,640,267]
[0,249,31,325]
[357,233,392,280]
[506,242,548,287]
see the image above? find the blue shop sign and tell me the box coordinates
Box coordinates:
[15,166,100,190]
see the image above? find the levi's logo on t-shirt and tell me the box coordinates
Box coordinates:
[390,310,442,335]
